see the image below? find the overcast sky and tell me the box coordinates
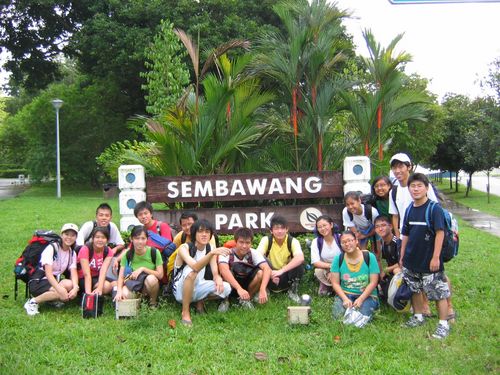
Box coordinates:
[335,0,500,101]
[1,1,499,100]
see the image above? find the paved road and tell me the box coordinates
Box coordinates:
[444,198,500,238]
[457,174,500,197]
[0,178,29,200]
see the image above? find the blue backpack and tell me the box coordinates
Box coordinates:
[407,201,459,262]
[147,222,177,263]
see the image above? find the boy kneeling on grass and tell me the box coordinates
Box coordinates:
[400,173,451,339]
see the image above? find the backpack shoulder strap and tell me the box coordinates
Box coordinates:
[347,210,353,222]
[156,221,161,234]
[362,250,370,267]
[364,204,373,222]
[88,244,94,261]
[391,186,399,215]
[287,235,293,256]
[338,252,345,269]
[317,236,324,257]
[126,249,134,266]
[150,247,157,265]
[425,200,437,233]
[83,221,97,244]
[266,234,273,256]
[103,246,109,258]
[333,232,342,250]
[181,232,187,244]
[188,242,197,258]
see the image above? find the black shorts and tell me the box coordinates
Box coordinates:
[78,276,99,292]
[29,278,53,297]
[229,266,260,297]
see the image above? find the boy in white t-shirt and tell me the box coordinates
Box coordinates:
[218,227,272,310]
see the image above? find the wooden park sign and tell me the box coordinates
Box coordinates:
[147,171,344,234]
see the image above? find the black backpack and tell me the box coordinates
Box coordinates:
[338,250,371,268]
[76,244,110,271]
[126,247,158,268]
[313,223,342,258]
[181,231,220,248]
[13,230,61,300]
[265,234,294,257]
[172,243,213,284]
[84,221,112,244]
[347,203,373,223]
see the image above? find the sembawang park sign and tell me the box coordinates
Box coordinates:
[146,171,344,234]
[118,158,370,234]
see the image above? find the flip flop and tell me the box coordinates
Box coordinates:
[181,319,193,326]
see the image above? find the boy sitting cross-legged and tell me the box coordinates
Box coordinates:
[172,219,231,326]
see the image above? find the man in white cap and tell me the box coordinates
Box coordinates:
[388,153,455,321]
[388,153,438,238]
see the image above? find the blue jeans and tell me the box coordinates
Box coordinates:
[332,294,379,319]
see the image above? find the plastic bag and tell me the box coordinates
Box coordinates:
[343,307,370,328]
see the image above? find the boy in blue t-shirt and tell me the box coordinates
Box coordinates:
[400,173,451,339]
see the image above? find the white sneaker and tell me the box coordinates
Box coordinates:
[24,299,39,316]
[239,299,255,310]
[218,300,230,313]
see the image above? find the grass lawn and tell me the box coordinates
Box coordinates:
[434,180,500,217]
[0,185,499,374]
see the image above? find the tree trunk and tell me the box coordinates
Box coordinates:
[317,136,323,171]
[449,172,452,190]
[455,172,459,193]
[487,171,491,204]
[465,172,473,197]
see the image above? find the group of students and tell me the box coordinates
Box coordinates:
[312,152,454,338]
[23,152,455,339]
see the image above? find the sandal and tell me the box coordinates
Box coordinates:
[181,319,193,326]
[447,311,457,323]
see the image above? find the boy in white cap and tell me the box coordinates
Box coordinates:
[24,223,80,316]
[388,153,438,238]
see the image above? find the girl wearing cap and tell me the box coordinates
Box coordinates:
[24,223,80,316]
[77,226,116,296]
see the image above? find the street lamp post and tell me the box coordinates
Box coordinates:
[51,99,63,199]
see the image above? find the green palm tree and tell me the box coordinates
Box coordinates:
[341,30,431,160]
[252,0,350,171]
[124,54,275,176]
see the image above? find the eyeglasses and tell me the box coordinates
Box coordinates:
[375,223,389,229]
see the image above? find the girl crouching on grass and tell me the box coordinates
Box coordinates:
[77,227,116,296]
[330,231,380,327]
[115,226,163,307]
[24,223,80,316]
[311,215,342,296]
